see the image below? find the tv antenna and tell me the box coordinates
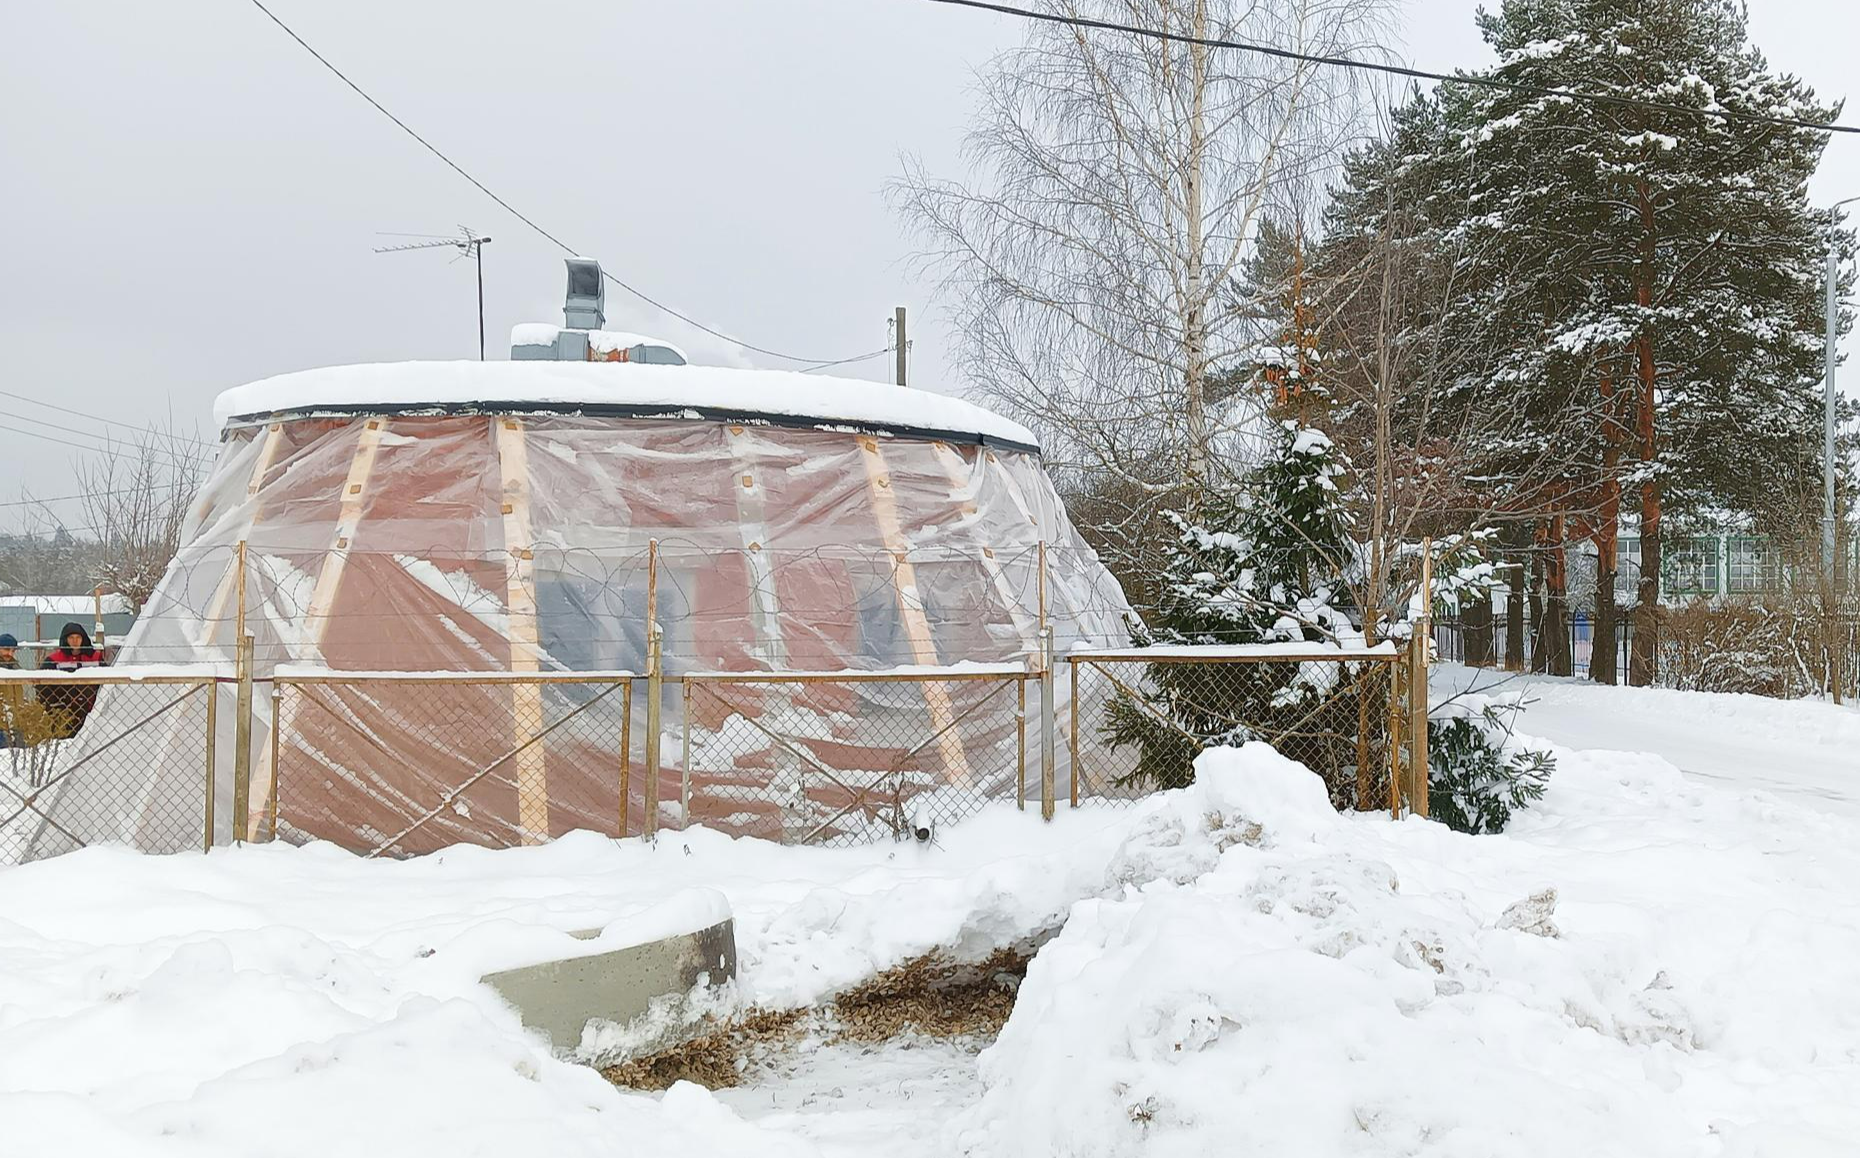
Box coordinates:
[374,226,493,359]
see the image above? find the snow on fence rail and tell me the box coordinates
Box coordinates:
[4,645,1432,865]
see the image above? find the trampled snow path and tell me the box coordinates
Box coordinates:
[711,1032,988,1156]
[1435,663,1860,817]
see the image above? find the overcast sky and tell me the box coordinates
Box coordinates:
[4,0,1858,534]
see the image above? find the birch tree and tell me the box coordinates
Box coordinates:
[894,0,1391,575]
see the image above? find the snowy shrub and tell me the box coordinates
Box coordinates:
[1427,702,1554,835]
[1654,601,1831,700]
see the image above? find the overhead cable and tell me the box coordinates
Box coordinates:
[925,0,1860,136]
[244,0,880,366]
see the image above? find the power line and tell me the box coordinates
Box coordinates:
[0,489,158,510]
[0,414,215,472]
[243,0,874,366]
[925,0,1860,137]
[799,347,896,374]
[0,390,216,447]
[0,408,215,465]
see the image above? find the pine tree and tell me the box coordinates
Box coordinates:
[1461,0,1845,683]
[1319,0,1848,684]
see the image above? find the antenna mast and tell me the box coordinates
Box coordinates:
[374,226,494,359]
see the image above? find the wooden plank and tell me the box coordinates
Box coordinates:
[496,417,550,844]
[856,437,973,786]
[726,425,787,669]
[246,418,388,838]
[196,424,286,650]
[930,442,1041,656]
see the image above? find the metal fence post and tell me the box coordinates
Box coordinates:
[644,540,661,840]
[1039,626,1056,821]
[618,676,633,837]
[231,540,251,842]
[645,630,662,840]
[1067,655,1080,807]
[1016,676,1027,811]
[203,678,217,853]
[1411,542,1433,819]
[232,634,254,842]
[267,678,281,840]
[680,679,691,829]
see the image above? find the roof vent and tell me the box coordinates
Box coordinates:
[564,257,605,330]
[509,258,687,364]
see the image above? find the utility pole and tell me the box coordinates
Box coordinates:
[1824,198,1860,586]
[1823,199,1857,704]
[894,307,908,388]
[1825,219,1844,587]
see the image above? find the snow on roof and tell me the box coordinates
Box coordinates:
[0,593,133,616]
[211,361,1040,451]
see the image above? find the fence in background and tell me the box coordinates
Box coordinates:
[1432,615,1634,681]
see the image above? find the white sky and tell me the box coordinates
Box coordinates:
[2,0,1857,531]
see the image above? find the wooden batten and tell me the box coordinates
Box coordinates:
[496,417,550,844]
[196,423,287,650]
[857,437,973,786]
[931,442,1041,656]
[727,426,787,669]
[246,418,388,839]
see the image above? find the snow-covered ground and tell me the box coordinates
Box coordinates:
[3,673,1859,1156]
[714,1032,989,1157]
[1436,663,1860,817]
[0,810,1131,1157]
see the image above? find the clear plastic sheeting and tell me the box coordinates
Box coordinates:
[60,395,1132,855]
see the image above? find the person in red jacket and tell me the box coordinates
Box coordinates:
[39,622,105,738]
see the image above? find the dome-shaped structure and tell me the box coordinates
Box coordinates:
[42,361,1129,854]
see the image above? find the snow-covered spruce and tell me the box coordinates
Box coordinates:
[1426,693,1556,835]
[1104,420,1365,800]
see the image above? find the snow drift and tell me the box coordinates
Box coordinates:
[958,741,1860,1157]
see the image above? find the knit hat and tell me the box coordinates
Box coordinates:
[0,634,16,648]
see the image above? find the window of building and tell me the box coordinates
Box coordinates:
[1664,537,1720,596]
[1726,537,1777,593]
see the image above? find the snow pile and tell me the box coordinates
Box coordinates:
[959,742,1860,1157]
[0,809,1131,1158]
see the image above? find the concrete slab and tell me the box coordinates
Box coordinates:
[482,916,736,1060]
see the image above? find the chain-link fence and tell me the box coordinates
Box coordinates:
[1066,648,1412,815]
[271,672,637,857]
[6,644,1426,864]
[680,666,1036,846]
[1,672,218,864]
